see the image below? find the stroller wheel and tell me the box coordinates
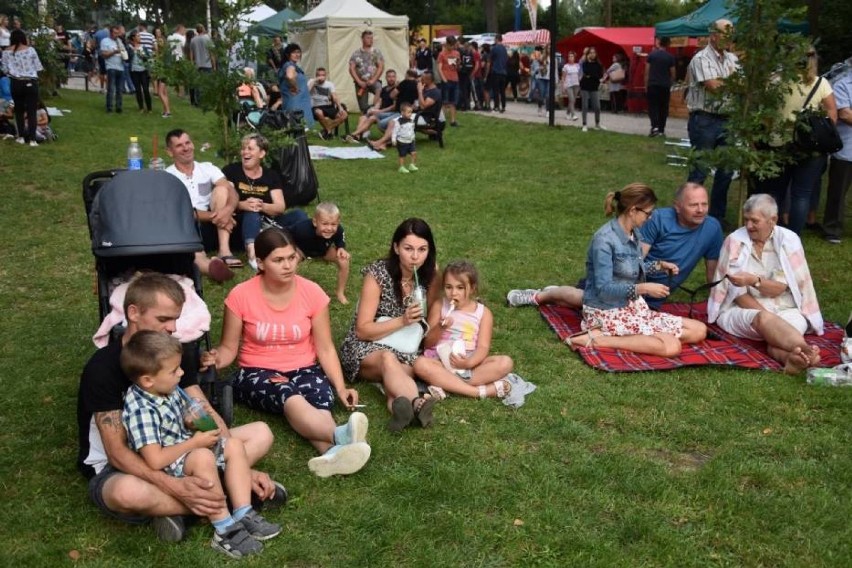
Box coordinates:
[219,382,234,427]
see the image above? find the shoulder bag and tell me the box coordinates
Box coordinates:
[793,77,843,154]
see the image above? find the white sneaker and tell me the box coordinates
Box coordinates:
[248,258,258,271]
[308,442,371,477]
[570,114,578,121]
[506,289,540,307]
[596,124,606,130]
[29,140,38,147]
[581,126,588,132]
[15,137,24,144]
[333,412,369,445]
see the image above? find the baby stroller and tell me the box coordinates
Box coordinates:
[82,168,234,425]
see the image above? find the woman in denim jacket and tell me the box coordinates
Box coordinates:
[568,183,707,356]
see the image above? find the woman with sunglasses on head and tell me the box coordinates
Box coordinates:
[566,183,707,356]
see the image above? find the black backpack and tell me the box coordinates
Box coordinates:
[460,50,474,74]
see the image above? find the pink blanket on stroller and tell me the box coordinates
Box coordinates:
[92,274,211,347]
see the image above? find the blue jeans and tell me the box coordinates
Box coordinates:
[240,209,309,247]
[105,68,124,111]
[758,153,827,236]
[535,78,550,108]
[687,112,734,221]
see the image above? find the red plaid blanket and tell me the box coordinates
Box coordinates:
[540,301,844,373]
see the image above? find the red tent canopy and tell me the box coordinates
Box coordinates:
[556,27,654,71]
[557,27,656,112]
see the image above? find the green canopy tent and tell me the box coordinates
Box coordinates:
[655,0,808,37]
[248,7,303,37]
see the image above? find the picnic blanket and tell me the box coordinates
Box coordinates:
[540,301,845,372]
[308,145,385,160]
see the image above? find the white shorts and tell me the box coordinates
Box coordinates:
[716,307,808,340]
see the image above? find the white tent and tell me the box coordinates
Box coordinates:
[289,0,409,112]
[238,3,277,31]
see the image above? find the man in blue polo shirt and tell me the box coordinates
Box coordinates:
[507,182,723,309]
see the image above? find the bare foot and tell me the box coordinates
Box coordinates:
[783,347,810,375]
[804,344,821,367]
[336,292,349,304]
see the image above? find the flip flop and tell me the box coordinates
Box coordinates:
[208,257,235,283]
[220,255,244,269]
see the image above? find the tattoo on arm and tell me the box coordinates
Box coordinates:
[95,410,125,433]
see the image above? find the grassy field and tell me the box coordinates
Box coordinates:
[0,89,850,567]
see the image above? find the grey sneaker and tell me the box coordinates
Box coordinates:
[506,289,540,307]
[251,479,288,512]
[211,521,263,559]
[308,442,371,477]
[334,411,369,445]
[239,510,282,541]
[151,515,186,542]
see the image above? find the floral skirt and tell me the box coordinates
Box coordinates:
[583,297,683,338]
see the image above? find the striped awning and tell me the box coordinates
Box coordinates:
[501,29,551,46]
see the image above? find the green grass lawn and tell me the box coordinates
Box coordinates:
[1,89,850,567]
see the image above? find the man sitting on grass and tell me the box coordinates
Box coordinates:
[507,182,723,309]
[77,272,285,542]
[345,68,398,143]
[367,70,442,152]
[165,128,241,282]
[308,67,348,141]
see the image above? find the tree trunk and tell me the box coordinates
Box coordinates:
[483,0,497,33]
[807,0,821,38]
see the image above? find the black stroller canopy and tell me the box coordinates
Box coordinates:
[89,170,203,257]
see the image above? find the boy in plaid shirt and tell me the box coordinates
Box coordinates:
[121,331,280,559]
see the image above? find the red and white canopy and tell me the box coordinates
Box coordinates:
[501,29,550,46]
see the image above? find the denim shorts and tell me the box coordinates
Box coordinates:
[441,81,459,106]
[88,465,150,524]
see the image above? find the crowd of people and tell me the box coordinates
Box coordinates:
[2,9,844,560]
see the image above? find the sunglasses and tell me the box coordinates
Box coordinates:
[667,271,728,320]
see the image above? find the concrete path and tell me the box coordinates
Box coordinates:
[461,98,688,140]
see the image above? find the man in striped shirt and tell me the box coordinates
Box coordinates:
[686,19,739,224]
[136,23,156,54]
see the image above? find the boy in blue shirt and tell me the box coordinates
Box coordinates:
[289,202,351,304]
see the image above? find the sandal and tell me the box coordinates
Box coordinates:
[412,396,436,428]
[478,379,512,399]
[220,255,244,269]
[388,396,413,433]
[564,324,602,352]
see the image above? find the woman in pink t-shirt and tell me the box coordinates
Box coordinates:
[204,228,370,478]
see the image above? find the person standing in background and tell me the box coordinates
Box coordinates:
[646,36,676,137]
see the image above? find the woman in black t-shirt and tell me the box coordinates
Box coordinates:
[222,133,307,270]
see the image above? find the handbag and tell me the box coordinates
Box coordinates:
[374,316,426,354]
[793,77,843,154]
[609,65,625,83]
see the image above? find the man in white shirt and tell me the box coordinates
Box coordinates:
[165,129,241,281]
[308,67,348,140]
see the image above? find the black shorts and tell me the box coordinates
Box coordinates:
[313,105,340,120]
[397,142,416,157]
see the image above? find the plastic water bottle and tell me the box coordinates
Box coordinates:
[149,157,165,170]
[806,365,852,387]
[127,137,143,170]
